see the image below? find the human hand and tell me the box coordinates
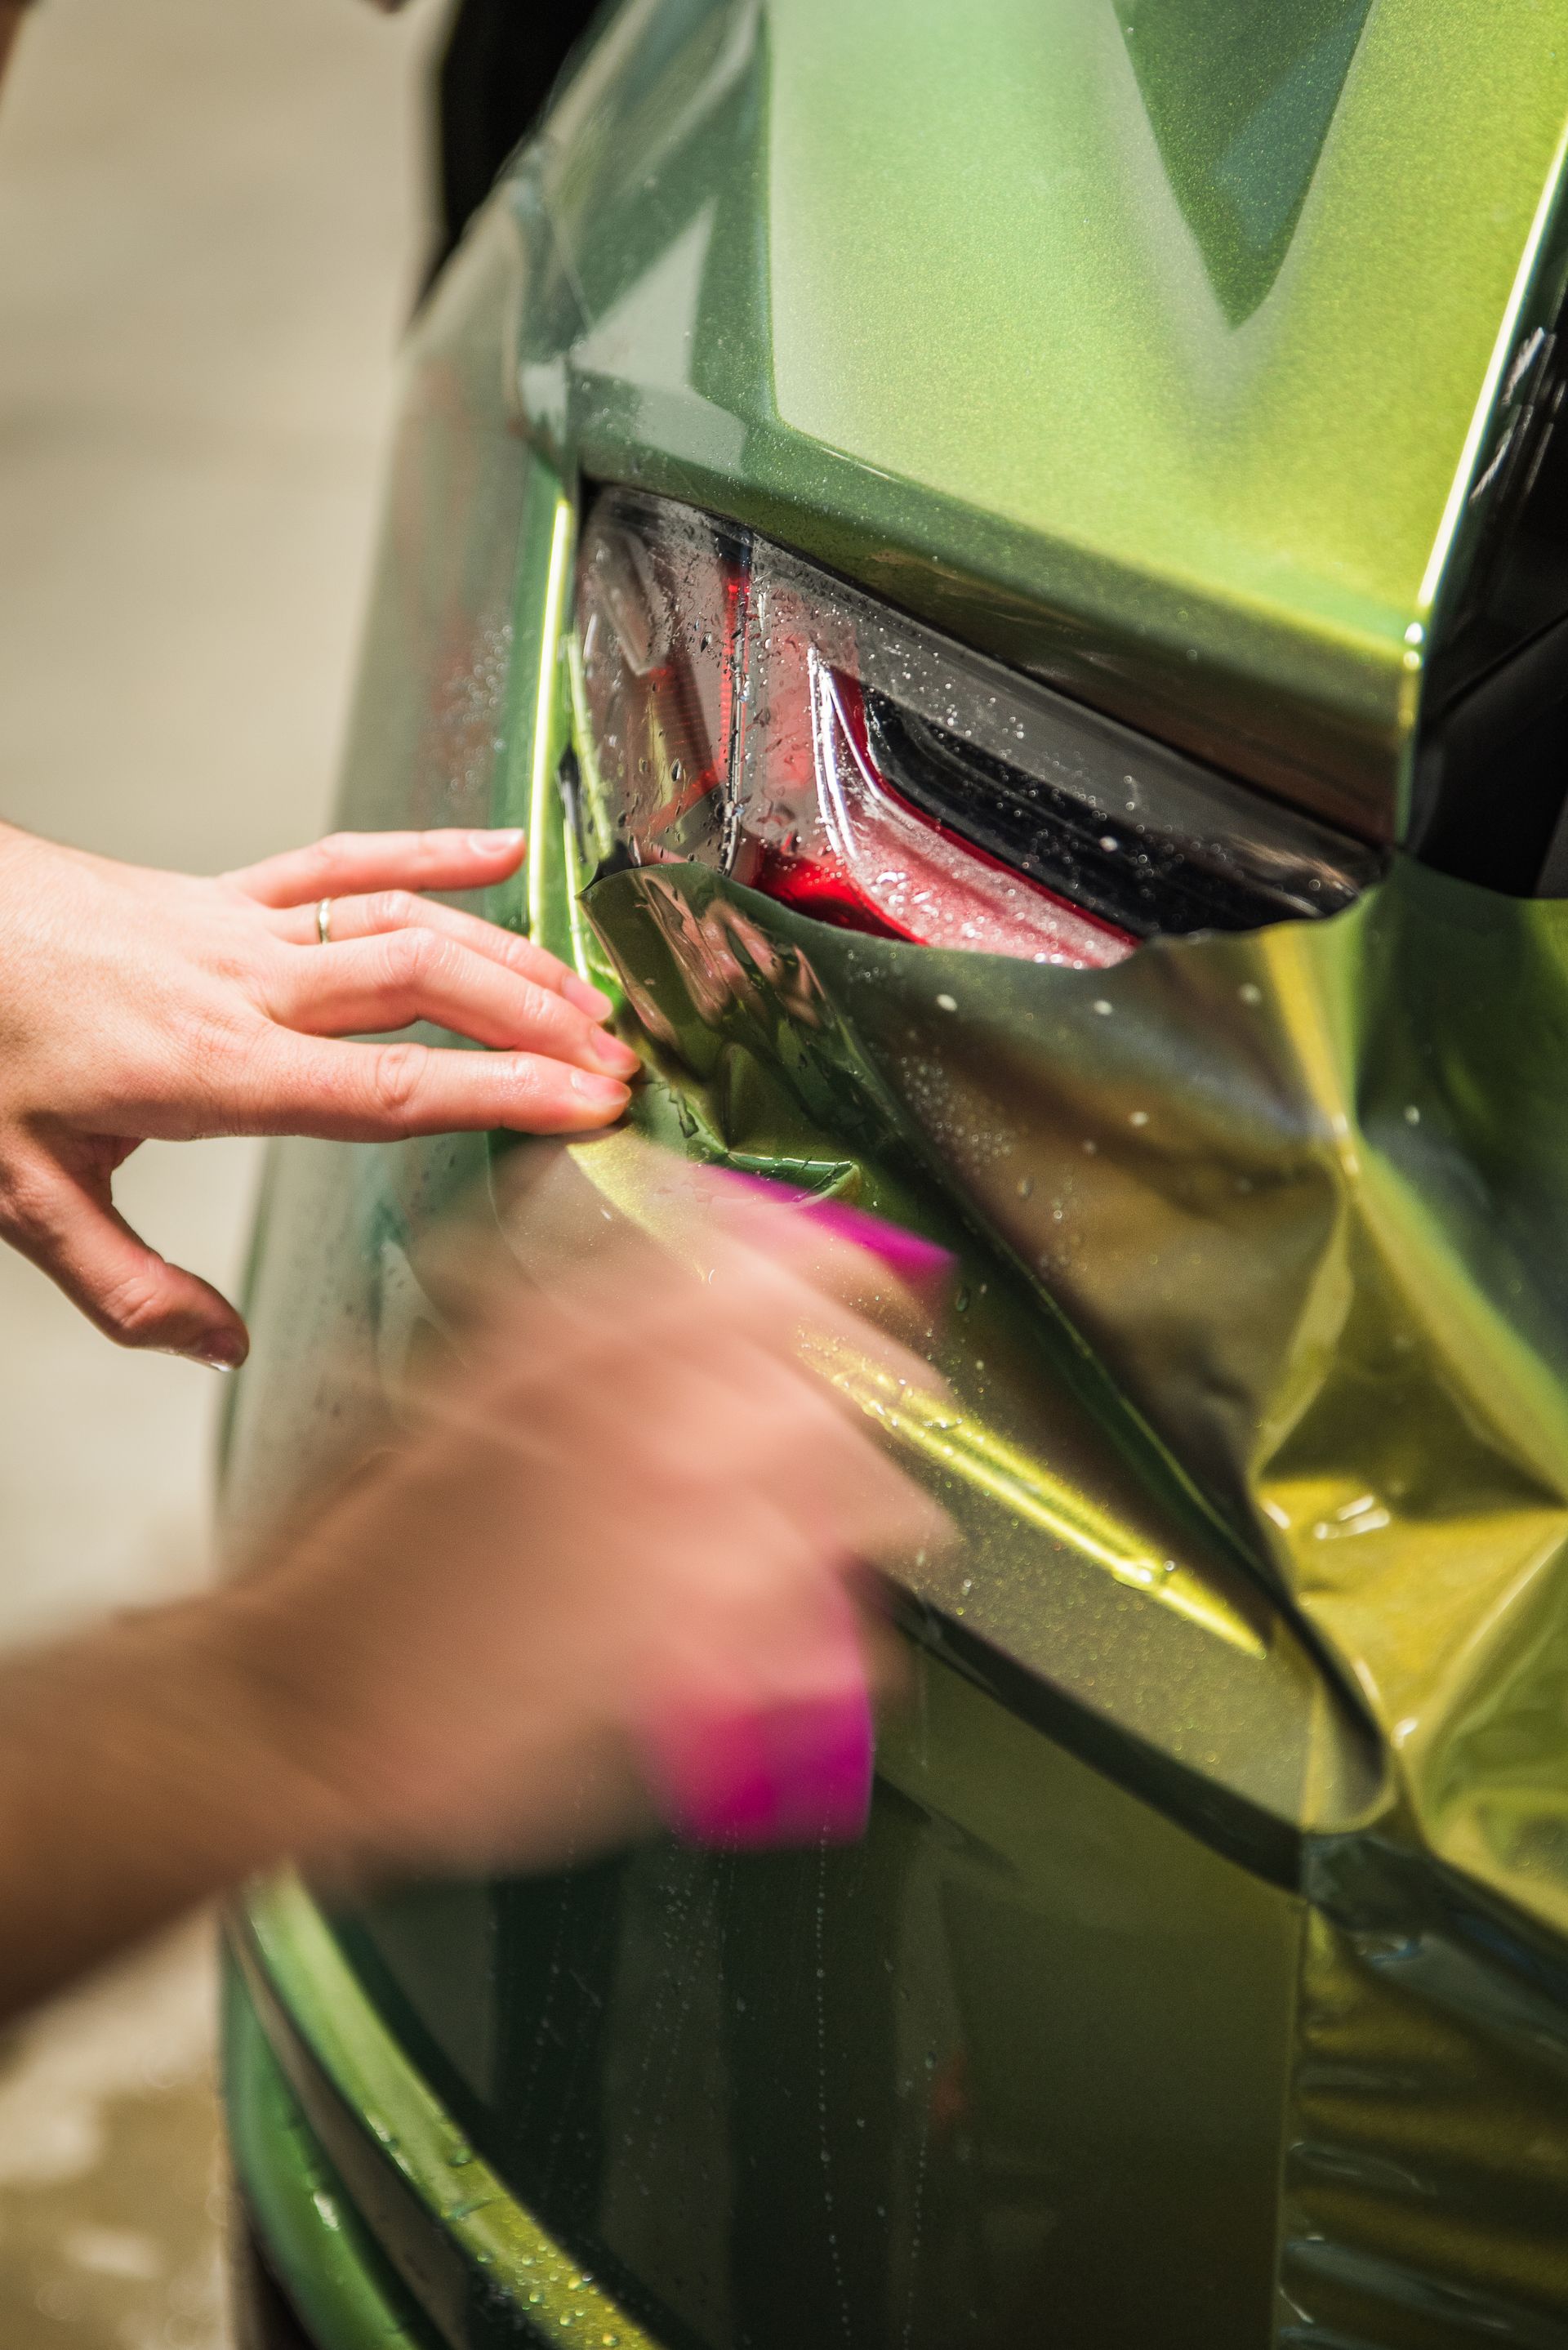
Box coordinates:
[0,822,639,1365]
[212,1197,951,1878]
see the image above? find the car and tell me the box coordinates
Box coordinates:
[221,3,1568,2345]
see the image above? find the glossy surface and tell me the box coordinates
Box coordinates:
[575,488,1382,954]
[576,849,1568,1951]
[229,1886,652,2350]
[514,0,1568,835]
[224,7,1568,2341]
[338,1663,1302,2350]
[225,1960,431,2350]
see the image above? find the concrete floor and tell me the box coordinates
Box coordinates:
[0,1,443,2338]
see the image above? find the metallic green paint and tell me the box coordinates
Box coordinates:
[1114,0,1376,326]
[508,0,1568,837]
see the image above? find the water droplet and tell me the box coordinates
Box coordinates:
[1404,1104,1420,1124]
[1239,982,1263,1006]
[935,992,958,1012]
[1098,834,1119,853]
[1129,1109,1149,1127]
[670,760,683,783]
[1093,998,1113,1016]
[1017,1174,1034,1198]
[1083,1138,1098,1154]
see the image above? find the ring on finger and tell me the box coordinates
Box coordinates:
[315,897,333,947]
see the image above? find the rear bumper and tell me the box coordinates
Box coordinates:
[229,2191,341,2350]
[223,1876,654,2350]
[224,1958,435,2350]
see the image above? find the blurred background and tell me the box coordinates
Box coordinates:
[0,0,443,2339]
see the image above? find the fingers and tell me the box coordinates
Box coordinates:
[267,890,612,1020]
[224,827,527,910]
[0,1154,247,1367]
[233,1031,630,1141]
[269,930,640,1081]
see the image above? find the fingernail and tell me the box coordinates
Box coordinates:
[640,1688,875,1848]
[564,973,614,1019]
[568,1070,630,1108]
[470,827,525,856]
[587,1032,642,1077]
[193,1339,247,1371]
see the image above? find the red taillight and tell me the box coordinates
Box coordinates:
[753,666,1136,967]
[574,491,1377,957]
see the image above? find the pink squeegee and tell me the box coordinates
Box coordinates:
[639,1182,952,1849]
[721,1171,955,1310]
[639,1683,877,1848]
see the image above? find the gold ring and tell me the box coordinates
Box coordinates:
[315,897,332,947]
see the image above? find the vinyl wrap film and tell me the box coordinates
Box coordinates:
[222,4,1568,2323]
[577,850,1568,2341]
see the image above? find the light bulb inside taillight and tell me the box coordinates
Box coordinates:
[574,490,1379,965]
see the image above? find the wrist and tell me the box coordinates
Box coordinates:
[171,1585,376,1876]
[0,1594,355,2017]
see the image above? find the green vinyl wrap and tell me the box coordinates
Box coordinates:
[580,852,1568,1948]
[224,8,1568,2340]
[567,852,1568,2342]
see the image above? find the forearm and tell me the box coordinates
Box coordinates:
[0,1596,339,2019]
[0,5,29,94]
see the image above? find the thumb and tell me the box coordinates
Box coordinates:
[0,1148,249,1367]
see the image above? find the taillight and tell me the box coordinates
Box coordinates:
[574,489,1380,966]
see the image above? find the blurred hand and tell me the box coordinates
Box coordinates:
[0,822,638,1365]
[213,1204,950,1878]
[0,1196,950,2018]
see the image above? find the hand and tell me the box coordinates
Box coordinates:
[0,822,639,1365]
[0,1197,948,2014]
[214,1202,951,1879]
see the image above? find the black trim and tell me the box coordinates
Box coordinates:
[886,1589,1324,1891]
[1410,609,1568,894]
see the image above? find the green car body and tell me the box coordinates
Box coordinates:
[222,4,1568,2344]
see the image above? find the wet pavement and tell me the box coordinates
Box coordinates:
[0,0,439,2338]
